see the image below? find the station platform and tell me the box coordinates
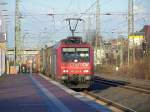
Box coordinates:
[0,74,111,112]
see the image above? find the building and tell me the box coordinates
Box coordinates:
[144,25,150,42]
[128,25,150,49]
[0,34,6,76]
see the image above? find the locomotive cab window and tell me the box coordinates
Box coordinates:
[62,48,89,62]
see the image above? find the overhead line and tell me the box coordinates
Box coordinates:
[44,1,98,38]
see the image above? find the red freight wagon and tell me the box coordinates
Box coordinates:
[33,52,41,73]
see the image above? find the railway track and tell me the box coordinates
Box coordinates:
[94,77,150,95]
[82,91,136,112]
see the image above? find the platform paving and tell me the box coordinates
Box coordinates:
[0,74,111,112]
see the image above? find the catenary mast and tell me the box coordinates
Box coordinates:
[14,0,22,66]
[128,0,134,67]
[95,0,102,68]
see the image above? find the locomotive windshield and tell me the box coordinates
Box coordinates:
[62,48,89,62]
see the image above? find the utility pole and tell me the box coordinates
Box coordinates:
[128,0,134,66]
[95,0,101,48]
[120,37,123,66]
[87,16,91,44]
[128,0,134,76]
[95,0,102,69]
[14,0,22,66]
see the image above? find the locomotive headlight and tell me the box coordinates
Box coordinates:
[63,70,69,73]
[83,70,89,73]
[62,75,68,80]
[74,59,78,62]
[85,76,91,80]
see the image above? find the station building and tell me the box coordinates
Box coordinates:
[0,33,6,76]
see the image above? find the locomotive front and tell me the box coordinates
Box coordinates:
[59,37,94,88]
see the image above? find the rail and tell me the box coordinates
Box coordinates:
[82,91,136,112]
[94,77,150,95]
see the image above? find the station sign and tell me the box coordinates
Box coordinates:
[128,35,144,46]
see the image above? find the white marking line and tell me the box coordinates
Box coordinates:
[39,74,111,112]
[30,75,71,112]
[19,104,46,106]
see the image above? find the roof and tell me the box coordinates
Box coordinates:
[0,37,6,43]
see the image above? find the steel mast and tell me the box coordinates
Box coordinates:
[95,0,101,48]
[128,0,134,67]
[14,0,22,66]
[95,0,102,68]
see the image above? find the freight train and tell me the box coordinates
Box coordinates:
[34,36,94,88]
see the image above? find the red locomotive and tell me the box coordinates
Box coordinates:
[37,36,94,88]
[34,18,94,88]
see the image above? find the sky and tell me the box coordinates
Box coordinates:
[0,0,150,49]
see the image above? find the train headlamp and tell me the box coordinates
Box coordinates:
[85,76,91,80]
[63,70,69,73]
[62,75,68,80]
[83,70,89,73]
[74,59,78,62]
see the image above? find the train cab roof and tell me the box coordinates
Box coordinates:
[61,36,83,44]
[48,36,92,50]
